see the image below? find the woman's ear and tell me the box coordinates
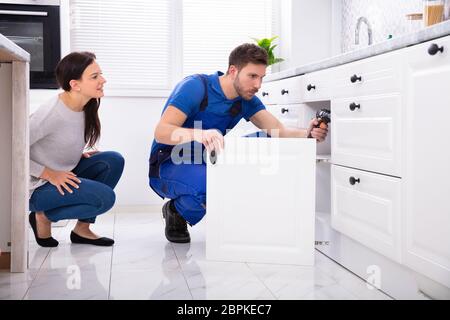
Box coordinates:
[69,79,81,92]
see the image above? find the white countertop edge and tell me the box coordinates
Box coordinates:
[265,20,450,82]
[0,33,30,62]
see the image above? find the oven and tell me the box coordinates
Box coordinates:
[0,2,61,88]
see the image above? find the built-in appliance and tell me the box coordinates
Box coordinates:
[0,1,60,88]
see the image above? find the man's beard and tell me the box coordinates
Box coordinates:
[233,75,254,101]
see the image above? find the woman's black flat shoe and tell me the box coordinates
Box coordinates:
[70,231,115,246]
[28,212,59,247]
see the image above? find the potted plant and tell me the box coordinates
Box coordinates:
[252,36,284,66]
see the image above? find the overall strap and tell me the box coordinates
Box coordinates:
[196,74,208,111]
[196,74,242,118]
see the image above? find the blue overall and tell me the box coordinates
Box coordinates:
[148,72,266,225]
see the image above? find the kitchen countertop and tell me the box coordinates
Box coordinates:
[265,20,450,82]
[0,33,30,62]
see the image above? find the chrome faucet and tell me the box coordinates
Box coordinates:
[355,16,373,45]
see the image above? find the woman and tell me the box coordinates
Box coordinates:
[29,51,124,247]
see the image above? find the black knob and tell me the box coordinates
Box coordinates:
[307,84,316,91]
[349,102,361,111]
[281,107,289,114]
[349,176,360,185]
[428,43,444,56]
[350,74,362,83]
[281,89,289,95]
[210,150,217,165]
[262,92,269,97]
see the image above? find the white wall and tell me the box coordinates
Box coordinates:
[277,0,333,71]
[97,97,166,206]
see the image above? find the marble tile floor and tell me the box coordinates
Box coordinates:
[0,210,392,300]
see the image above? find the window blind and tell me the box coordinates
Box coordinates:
[70,0,173,95]
[182,0,273,77]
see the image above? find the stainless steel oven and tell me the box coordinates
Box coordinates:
[0,2,60,88]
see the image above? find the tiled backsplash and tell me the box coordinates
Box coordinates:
[341,0,425,52]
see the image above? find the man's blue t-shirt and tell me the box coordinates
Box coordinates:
[150,71,266,155]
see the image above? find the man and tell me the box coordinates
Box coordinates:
[149,43,328,243]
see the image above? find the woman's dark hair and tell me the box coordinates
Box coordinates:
[55,51,101,148]
[228,43,268,72]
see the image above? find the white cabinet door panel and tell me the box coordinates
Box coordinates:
[206,137,316,265]
[331,165,402,262]
[403,35,450,288]
[331,94,402,177]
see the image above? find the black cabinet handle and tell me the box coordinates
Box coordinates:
[262,92,269,97]
[210,150,217,165]
[349,102,361,111]
[307,84,316,91]
[428,43,444,56]
[350,74,362,83]
[281,107,289,114]
[281,89,289,95]
[349,176,360,185]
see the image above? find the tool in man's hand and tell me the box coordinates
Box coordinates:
[308,108,331,139]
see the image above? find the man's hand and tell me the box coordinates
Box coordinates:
[40,168,81,196]
[306,118,328,142]
[195,129,224,154]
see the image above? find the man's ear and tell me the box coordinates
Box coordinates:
[228,65,239,78]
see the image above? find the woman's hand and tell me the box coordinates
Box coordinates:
[40,167,81,196]
[82,150,99,158]
[196,129,224,154]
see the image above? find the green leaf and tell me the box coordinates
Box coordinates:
[251,35,284,65]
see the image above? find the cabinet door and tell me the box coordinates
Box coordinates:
[331,94,403,177]
[331,165,402,262]
[0,63,12,253]
[403,36,450,288]
[206,137,316,265]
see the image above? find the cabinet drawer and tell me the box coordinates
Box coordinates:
[275,76,303,104]
[303,67,337,102]
[267,104,305,128]
[258,81,277,105]
[259,76,303,105]
[331,165,402,262]
[332,50,401,98]
[331,94,402,177]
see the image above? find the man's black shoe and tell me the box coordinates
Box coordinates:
[162,200,190,243]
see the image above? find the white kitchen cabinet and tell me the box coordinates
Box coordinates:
[332,49,402,99]
[331,165,402,262]
[258,81,278,105]
[275,76,304,104]
[0,63,12,255]
[206,137,316,265]
[331,94,403,177]
[303,67,337,102]
[403,36,450,288]
[258,75,304,105]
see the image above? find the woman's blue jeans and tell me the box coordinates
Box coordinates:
[29,151,125,223]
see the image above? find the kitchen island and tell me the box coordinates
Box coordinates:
[0,33,29,273]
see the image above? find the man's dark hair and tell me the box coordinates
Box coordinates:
[228,43,268,72]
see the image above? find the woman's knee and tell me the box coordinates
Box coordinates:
[94,184,116,212]
[99,151,125,172]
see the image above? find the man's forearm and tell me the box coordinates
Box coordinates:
[154,123,199,145]
[275,126,308,138]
